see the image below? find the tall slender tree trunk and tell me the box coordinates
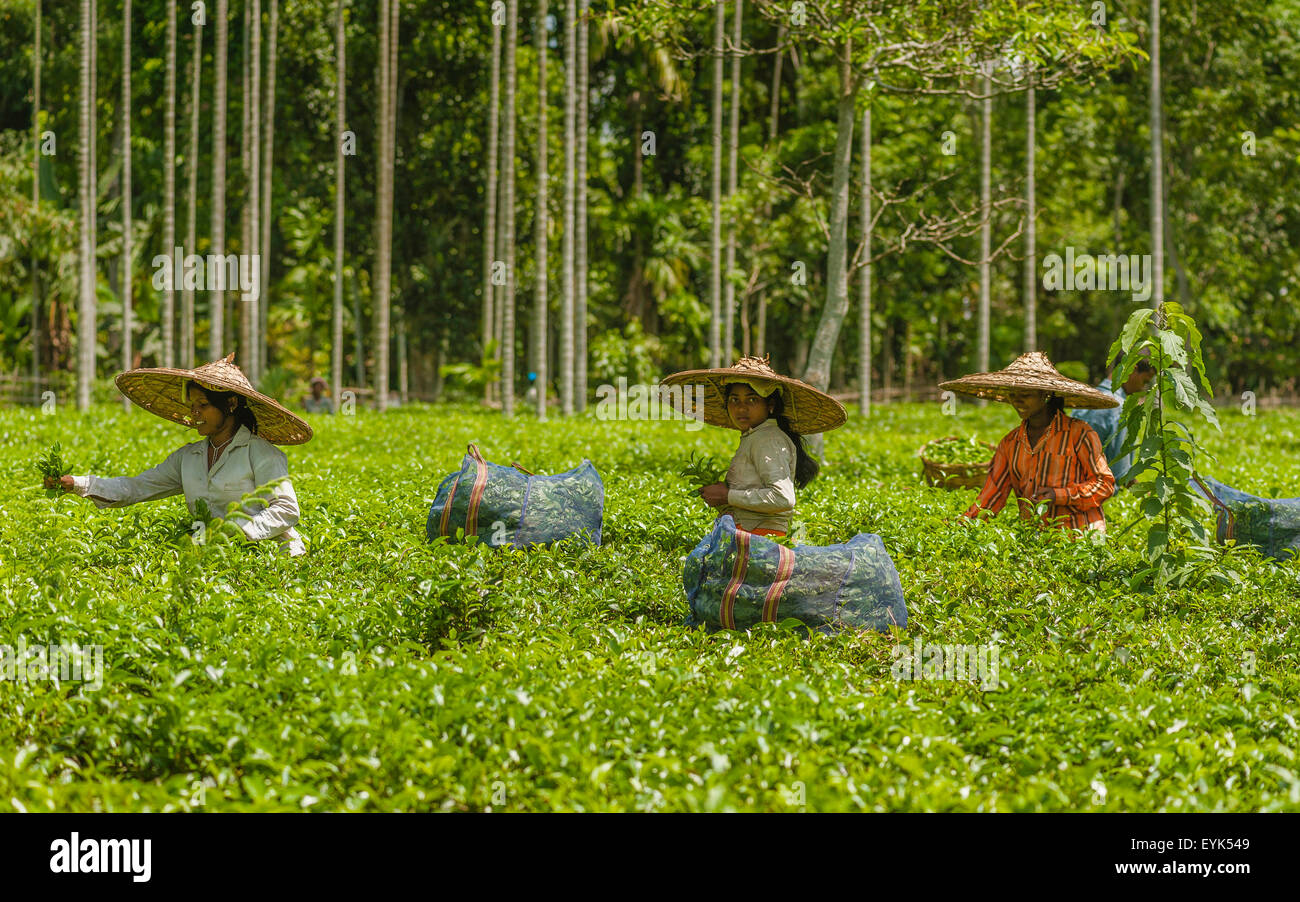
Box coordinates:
[858,102,871,418]
[78,0,96,410]
[741,287,750,357]
[238,1,248,362]
[494,140,506,361]
[352,270,364,386]
[482,9,501,402]
[978,70,991,376]
[373,0,389,407]
[882,320,893,396]
[629,66,644,325]
[249,0,261,383]
[121,0,133,396]
[183,6,202,366]
[332,0,346,410]
[183,7,203,369]
[260,0,278,382]
[500,0,518,416]
[560,0,575,416]
[398,304,408,403]
[1024,70,1036,352]
[1149,0,1164,310]
[374,0,398,411]
[709,0,724,367]
[799,38,855,393]
[241,0,258,376]
[211,0,229,359]
[387,0,401,407]
[533,0,549,421]
[260,0,279,383]
[757,22,784,359]
[31,0,42,393]
[903,320,914,396]
[390,0,401,402]
[723,0,742,362]
[575,0,589,410]
[162,0,175,367]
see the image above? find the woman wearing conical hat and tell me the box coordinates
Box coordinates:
[940,352,1119,532]
[661,356,847,538]
[43,353,313,556]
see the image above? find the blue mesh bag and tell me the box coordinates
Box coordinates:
[683,515,907,633]
[427,444,603,548]
[1194,475,1300,562]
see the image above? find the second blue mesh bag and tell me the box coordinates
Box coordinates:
[426,444,603,548]
[1194,475,1300,562]
[683,514,907,633]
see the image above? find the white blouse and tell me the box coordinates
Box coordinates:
[721,417,798,533]
[70,425,305,556]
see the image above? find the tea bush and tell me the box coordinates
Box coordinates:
[0,402,1297,811]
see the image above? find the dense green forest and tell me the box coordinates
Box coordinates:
[1,0,1298,409]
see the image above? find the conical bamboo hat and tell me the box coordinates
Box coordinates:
[660,356,848,433]
[115,353,314,445]
[939,351,1119,409]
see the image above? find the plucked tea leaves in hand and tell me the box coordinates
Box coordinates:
[679,451,728,487]
[34,442,73,498]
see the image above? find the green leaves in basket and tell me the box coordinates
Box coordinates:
[925,437,992,466]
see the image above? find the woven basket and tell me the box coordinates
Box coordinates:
[919,436,996,490]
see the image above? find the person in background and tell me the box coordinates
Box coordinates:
[940,352,1118,534]
[303,376,334,414]
[524,371,540,411]
[1072,348,1155,486]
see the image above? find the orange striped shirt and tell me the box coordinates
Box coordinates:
[963,410,1115,531]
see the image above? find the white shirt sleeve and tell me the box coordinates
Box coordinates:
[71,448,186,508]
[237,439,301,542]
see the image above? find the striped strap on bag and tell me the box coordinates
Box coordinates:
[761,543,796,623]
[720,529,796,628]
[718,529,751,630]
[438,473,462,537]
[440,444,491,538]
[464,444,490,536]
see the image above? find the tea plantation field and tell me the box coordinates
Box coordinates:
[2,402,1298,811]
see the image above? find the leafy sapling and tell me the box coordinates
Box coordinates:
[1108,302,1222,588]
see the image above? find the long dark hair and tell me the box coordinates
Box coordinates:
[1045,392,1066,419]
[728,384,820,488]
[188,381,259,435]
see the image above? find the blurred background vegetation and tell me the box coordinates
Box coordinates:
[0,0,1297,407]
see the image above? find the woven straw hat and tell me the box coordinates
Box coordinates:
[660,355,848,433]
[939,351,1119,409]
[115,353,314,445]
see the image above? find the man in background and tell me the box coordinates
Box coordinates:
[1073,349,1155,486]
[303,377,334,414]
